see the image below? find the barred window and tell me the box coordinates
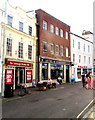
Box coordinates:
[28,45,32,59]
[18,42,23,58]
[6,38,12,56]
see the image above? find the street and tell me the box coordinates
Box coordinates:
[2,82,94,118]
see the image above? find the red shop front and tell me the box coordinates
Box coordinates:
[5,60,33,89]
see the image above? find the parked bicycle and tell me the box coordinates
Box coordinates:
[18,84,31,96]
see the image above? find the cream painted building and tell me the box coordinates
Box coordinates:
[1,2,37,96]
[70,31,93,82]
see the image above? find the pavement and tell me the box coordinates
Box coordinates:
[1,82,95,119]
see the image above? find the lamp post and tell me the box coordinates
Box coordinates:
[1,0,7,97]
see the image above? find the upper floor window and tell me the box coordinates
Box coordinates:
[43,20,47,30]
[79,55,81,63]
[28,45,32,59]
[60,29,63,37]
[28,26,32,35]
[50,24,54,33]
[66,32,69,39]
[56,45,59,55]
[83,44,85,52]
[78,42,80,49]
[66,47,68,57]
[43,40,47,52]
[84,56,86,63]
[73,39,74,48]
[60,46,64,56]
[88,45,90,52]
[7,15,13,27]
[50,43,54,54]
[19,21,23,32]
[55,27,59,36]
[6,38,12,56]
[18,42,23,58]
[88,57,90,64]
[73,54,75,62]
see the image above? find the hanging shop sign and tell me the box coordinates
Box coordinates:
[6,60,33,67]
[26,70,32,83]
[5,69,14,84]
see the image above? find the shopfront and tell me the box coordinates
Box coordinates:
[72,65,93,82]
[40,58,71,82]
[5,59,33,89]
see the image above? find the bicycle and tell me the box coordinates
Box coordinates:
[18,84,31,96]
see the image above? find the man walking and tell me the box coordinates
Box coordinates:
[81,71,86,88]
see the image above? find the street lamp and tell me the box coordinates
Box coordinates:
[1,0,7,97]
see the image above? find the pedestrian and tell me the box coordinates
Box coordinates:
[81,71,86,88]
[85,73,91,89]
[57,76,62,84]
[90,75,94,89]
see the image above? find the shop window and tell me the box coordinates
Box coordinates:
[77,68,81,79]
[6,38,12,56]
[42,63,48,80]
[28,45,32,59]
[18,42,23,58]
[51,64,64,79]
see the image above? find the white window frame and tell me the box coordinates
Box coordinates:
[50,24,54,33]
[55,27,59,35]
[66,32,69,39]
[56,44,59,55]
[7,15,13,27]
[60,46,64,56]
[50,43,54,54]
[43,20,47,30]
[60,29,63,37]
[43,40,47,52]
[66,47,68,57]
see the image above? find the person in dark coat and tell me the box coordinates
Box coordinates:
[81,71,86,87]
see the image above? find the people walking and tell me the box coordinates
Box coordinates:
[81,71,86,88]
[90,75,94,89]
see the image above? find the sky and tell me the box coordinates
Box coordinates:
[8,0,94,35]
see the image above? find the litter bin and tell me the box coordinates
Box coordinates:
[70,77,76,84]
[4,84,14,98]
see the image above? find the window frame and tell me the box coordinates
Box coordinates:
[6,38,12,56]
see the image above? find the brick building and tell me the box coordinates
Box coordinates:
[35,9,72,82]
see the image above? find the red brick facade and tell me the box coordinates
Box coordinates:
[36,9,71,61]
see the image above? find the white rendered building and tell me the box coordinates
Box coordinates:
[70,31,93,82]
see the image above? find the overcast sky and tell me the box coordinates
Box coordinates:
[8,0,94,35]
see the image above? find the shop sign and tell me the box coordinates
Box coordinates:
[6,60,32,67]
[26,70,32,83]
[5,69,14,84]
[40,58,70,65]
[78,66,87,68]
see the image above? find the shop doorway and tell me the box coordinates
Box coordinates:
[15,67,25,89]
[66,65,69,83]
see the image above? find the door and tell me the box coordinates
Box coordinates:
[66,65,69,83]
